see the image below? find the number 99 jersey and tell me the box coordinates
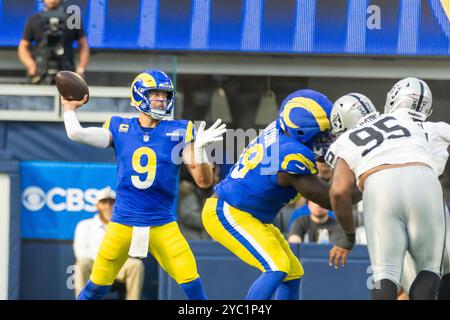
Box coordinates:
[215,121,317,223]
[325,114,434,186]
[103,116,195,227]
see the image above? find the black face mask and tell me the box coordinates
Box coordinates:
[310,131,335,160]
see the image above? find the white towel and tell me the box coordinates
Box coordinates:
[128,226,150,258]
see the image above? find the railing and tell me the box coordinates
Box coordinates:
[0,84,138,123]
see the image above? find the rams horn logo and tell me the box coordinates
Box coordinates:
[430,0,450,39]
[440,0,450,20]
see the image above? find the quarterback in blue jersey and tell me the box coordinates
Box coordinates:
[202,89,348,300]
[62,69,226,300]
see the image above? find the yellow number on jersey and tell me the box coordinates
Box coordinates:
[131,147,157,189]
[231,143,264,178]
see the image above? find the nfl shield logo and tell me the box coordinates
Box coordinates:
[143,135,150,142]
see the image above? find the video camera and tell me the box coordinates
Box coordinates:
[32,7,73,84]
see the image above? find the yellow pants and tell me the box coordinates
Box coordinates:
[202,197,304,281]
[90,221,199,286]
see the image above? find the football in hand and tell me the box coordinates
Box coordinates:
[55,71,89,102]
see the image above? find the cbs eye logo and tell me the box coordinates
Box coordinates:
[22,186,46,211]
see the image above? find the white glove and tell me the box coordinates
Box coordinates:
[194,119,227,164]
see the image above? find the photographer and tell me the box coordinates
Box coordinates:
[17,0,89,84]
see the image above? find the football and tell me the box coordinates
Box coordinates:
[55,71,89,102]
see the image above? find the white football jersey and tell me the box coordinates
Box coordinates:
[325,114,434,185]
[417,121,450,176]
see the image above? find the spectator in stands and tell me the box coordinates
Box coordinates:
[178,178,210,240]
[274,197,305,236]
[288,200,344,245]
[18,0,90,84]
[73,187,144,300]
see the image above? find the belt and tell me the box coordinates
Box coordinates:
[358,162,432,192]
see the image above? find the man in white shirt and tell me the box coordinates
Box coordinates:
[73,187,145,300]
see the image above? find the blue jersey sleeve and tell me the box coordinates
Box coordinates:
[279,143,317,175]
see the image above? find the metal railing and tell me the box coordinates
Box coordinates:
[0,84,138,122]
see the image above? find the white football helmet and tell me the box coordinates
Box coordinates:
[331,93,379,136]
[384,77,432,121]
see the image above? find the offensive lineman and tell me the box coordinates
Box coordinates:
[62,69,226,300]
[325,92,446,300]
[202,89,360,300]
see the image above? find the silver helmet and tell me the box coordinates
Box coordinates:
[331,93,379,136]
[384,77,432,121]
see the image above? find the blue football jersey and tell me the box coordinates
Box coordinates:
[215,121,318,223]
[103,116,195,226]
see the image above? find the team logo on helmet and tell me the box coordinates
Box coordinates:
[278,90,332,149]
[387,84,402,107]
[331,93,378,134]
[331,112,344,133]
[281,97,330,131]
[130,70,175,120]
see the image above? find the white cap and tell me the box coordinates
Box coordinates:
[96,187,116,203]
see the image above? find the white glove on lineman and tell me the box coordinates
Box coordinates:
[194,119,227,164]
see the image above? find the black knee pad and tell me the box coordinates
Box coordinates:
[438,273,450,300]
[371,279,398,300]
[409,270,440,300]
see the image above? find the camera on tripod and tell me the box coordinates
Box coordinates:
[46,14,66,58]
[32,9,72,84]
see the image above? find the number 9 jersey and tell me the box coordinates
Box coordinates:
[325,114,434,186]
[215,121,317,223]
[103,116,195,226]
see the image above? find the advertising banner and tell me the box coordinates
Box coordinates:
[20,161,116,240]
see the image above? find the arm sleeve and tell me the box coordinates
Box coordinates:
[63,111,111,148]
[73,222,91,260]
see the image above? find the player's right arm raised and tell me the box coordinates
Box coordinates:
[61,95,113,148]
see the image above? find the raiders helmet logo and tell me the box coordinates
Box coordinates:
[332,113,344,131]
